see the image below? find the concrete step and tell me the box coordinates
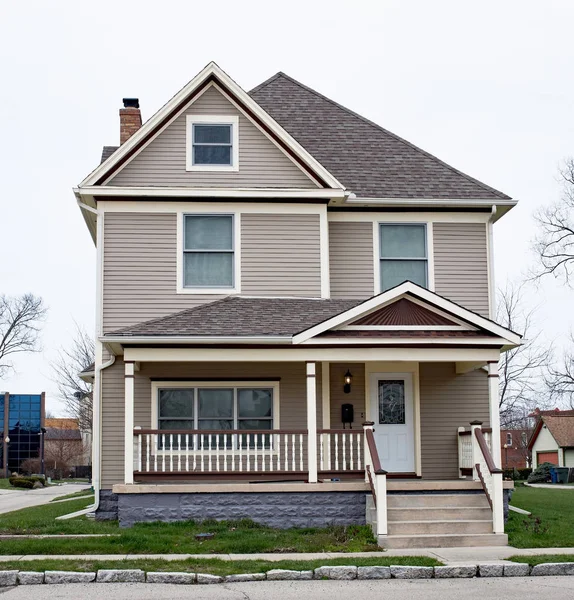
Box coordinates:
[387,506,492,521]
[387,519,493,535]
[387,493,489,508]
[378,533,508,549]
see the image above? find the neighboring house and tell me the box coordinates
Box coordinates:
[44,418,91,468]
[75,62,521,548]
[529,415,574,468]
[500,429,530,469]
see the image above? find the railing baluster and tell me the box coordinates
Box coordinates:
[185,434,189,472]
[358,434,362,470]
[137,434,142,473]
[299,433,303,471]
[216,435,220,472]
[170,435,174,472]
[193,434,197,471]
[145,434,150,473]
[284,434,288,472]
[200,434,205,472]
[223,434,228,472]
[342,433,347,471]
[208,435,212,471]
[246,434,251,471]
[231,434,236,472]
[335,434,339,471]
[291,433,295,471]
[162,434,166,472]
[327,434,331,470]
[178,434,181,472]
[253,434,258,472]
[349,433,354,470]
[154,434,158,472]
[239,432,243,472]
[320,433,324,471]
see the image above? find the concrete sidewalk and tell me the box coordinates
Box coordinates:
[0,484,91,515]
[0,546,572,565]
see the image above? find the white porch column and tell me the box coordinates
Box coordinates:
[487,360,502,468]
[306,362,318,483]
[124,361,135,485]
[321,362,330,429]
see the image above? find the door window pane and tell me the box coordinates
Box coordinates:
[379,380,405,425]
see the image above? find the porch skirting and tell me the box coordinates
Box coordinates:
[109,490,367,528]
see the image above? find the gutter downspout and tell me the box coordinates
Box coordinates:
[488,205,497,319]
[58,198,113,519]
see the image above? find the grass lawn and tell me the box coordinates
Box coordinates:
[0,478,14,490]
[508,554,574,566]
[507,485,574,548]
[50,490,94,502]
[0,555,441,575]
[0,498,382,555]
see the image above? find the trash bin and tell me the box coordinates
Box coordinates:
[555,467,569,484]
[550,468,558,484]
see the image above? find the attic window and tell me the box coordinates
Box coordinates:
[186,115,239,171]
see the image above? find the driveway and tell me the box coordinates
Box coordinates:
[0,578,573,599]
[0,484,91,515]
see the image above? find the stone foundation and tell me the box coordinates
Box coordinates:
[96,490,119,521]
[117,491,366,528]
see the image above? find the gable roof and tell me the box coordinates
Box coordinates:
[45,418,80,430]
[250,72,511,201]
[80,62,344,191]
[529,415,574,449]
[349,298,458,327]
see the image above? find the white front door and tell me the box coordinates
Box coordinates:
[369,373,415,473]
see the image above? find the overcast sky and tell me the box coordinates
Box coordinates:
[1,1,573,415]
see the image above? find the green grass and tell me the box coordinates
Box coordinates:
[0,498,381,555]
[0,555,441,575]
[50,491,94,502]
[507,485,574,548]
[509,555,574,566]
[0,478,14,490]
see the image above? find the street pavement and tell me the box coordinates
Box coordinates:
[0,484,91,515]
[1,578,573,599]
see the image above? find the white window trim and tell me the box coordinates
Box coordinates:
[186,114,239,172]
[150,380,280,454]
[176,211,241,294]
[373,222,434,294]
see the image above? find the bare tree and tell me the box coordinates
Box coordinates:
[497,283,553,428]
[532,158,574,284]
[51,325,94,431]
[0,294,47,379]
[546,335,574,409]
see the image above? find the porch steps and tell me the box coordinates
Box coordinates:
[367,493,508,549]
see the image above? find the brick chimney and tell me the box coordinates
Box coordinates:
[120,98,142,145]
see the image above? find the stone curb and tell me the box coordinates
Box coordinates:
[2,563,574,586]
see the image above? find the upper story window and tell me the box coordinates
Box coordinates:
[379,223,427,292]
[186,115,239,171]
[506,432,513,446]
[183,214,234,288]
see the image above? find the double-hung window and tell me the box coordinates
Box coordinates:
[183,214,234,288]
[379,224,428,291]
[157,384,275,449]
[186,115,239,171]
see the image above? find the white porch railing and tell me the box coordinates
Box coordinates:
[470,422,504,534]
[318,429,363,473]
[363,422,388,538]
[133,428,364,479]
[458,426,492,476]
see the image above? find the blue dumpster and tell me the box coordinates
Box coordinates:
[550,468,558,484]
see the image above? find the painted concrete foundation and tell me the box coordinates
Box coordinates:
[113,491,367,528]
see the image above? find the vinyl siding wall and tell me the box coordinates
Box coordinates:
[103,211,323,333]
[101,361,322,488]
[241,214,321,296]
[108,85,316,189]
[329,222,374,299]
[419,363,490,479]
[433,222,489,316]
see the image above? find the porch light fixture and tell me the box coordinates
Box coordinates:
[343,370,352,394]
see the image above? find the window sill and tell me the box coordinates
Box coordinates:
[177,287,239,295]
[186,164,239,173]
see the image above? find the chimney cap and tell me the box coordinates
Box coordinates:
[122,98,140,109]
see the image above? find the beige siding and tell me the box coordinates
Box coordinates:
[108,86,316,188]
[419,363,490,479]
[329,222,374,299]
[565,449,574,468]
[433,223,489,316]
[103,212,220,332]
[329,363,366,428]
[241,214,321,296]
[101,361,321,488]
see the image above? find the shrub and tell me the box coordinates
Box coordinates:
[527,462,555,483]
[517,468,533,480]
[20,458,41,475]
[9,477,34,489]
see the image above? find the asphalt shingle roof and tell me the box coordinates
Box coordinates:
[250,73,510,200]
[542,415,574,448]
[108,296,361,337]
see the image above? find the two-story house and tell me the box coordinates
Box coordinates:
[75,62,520,548]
